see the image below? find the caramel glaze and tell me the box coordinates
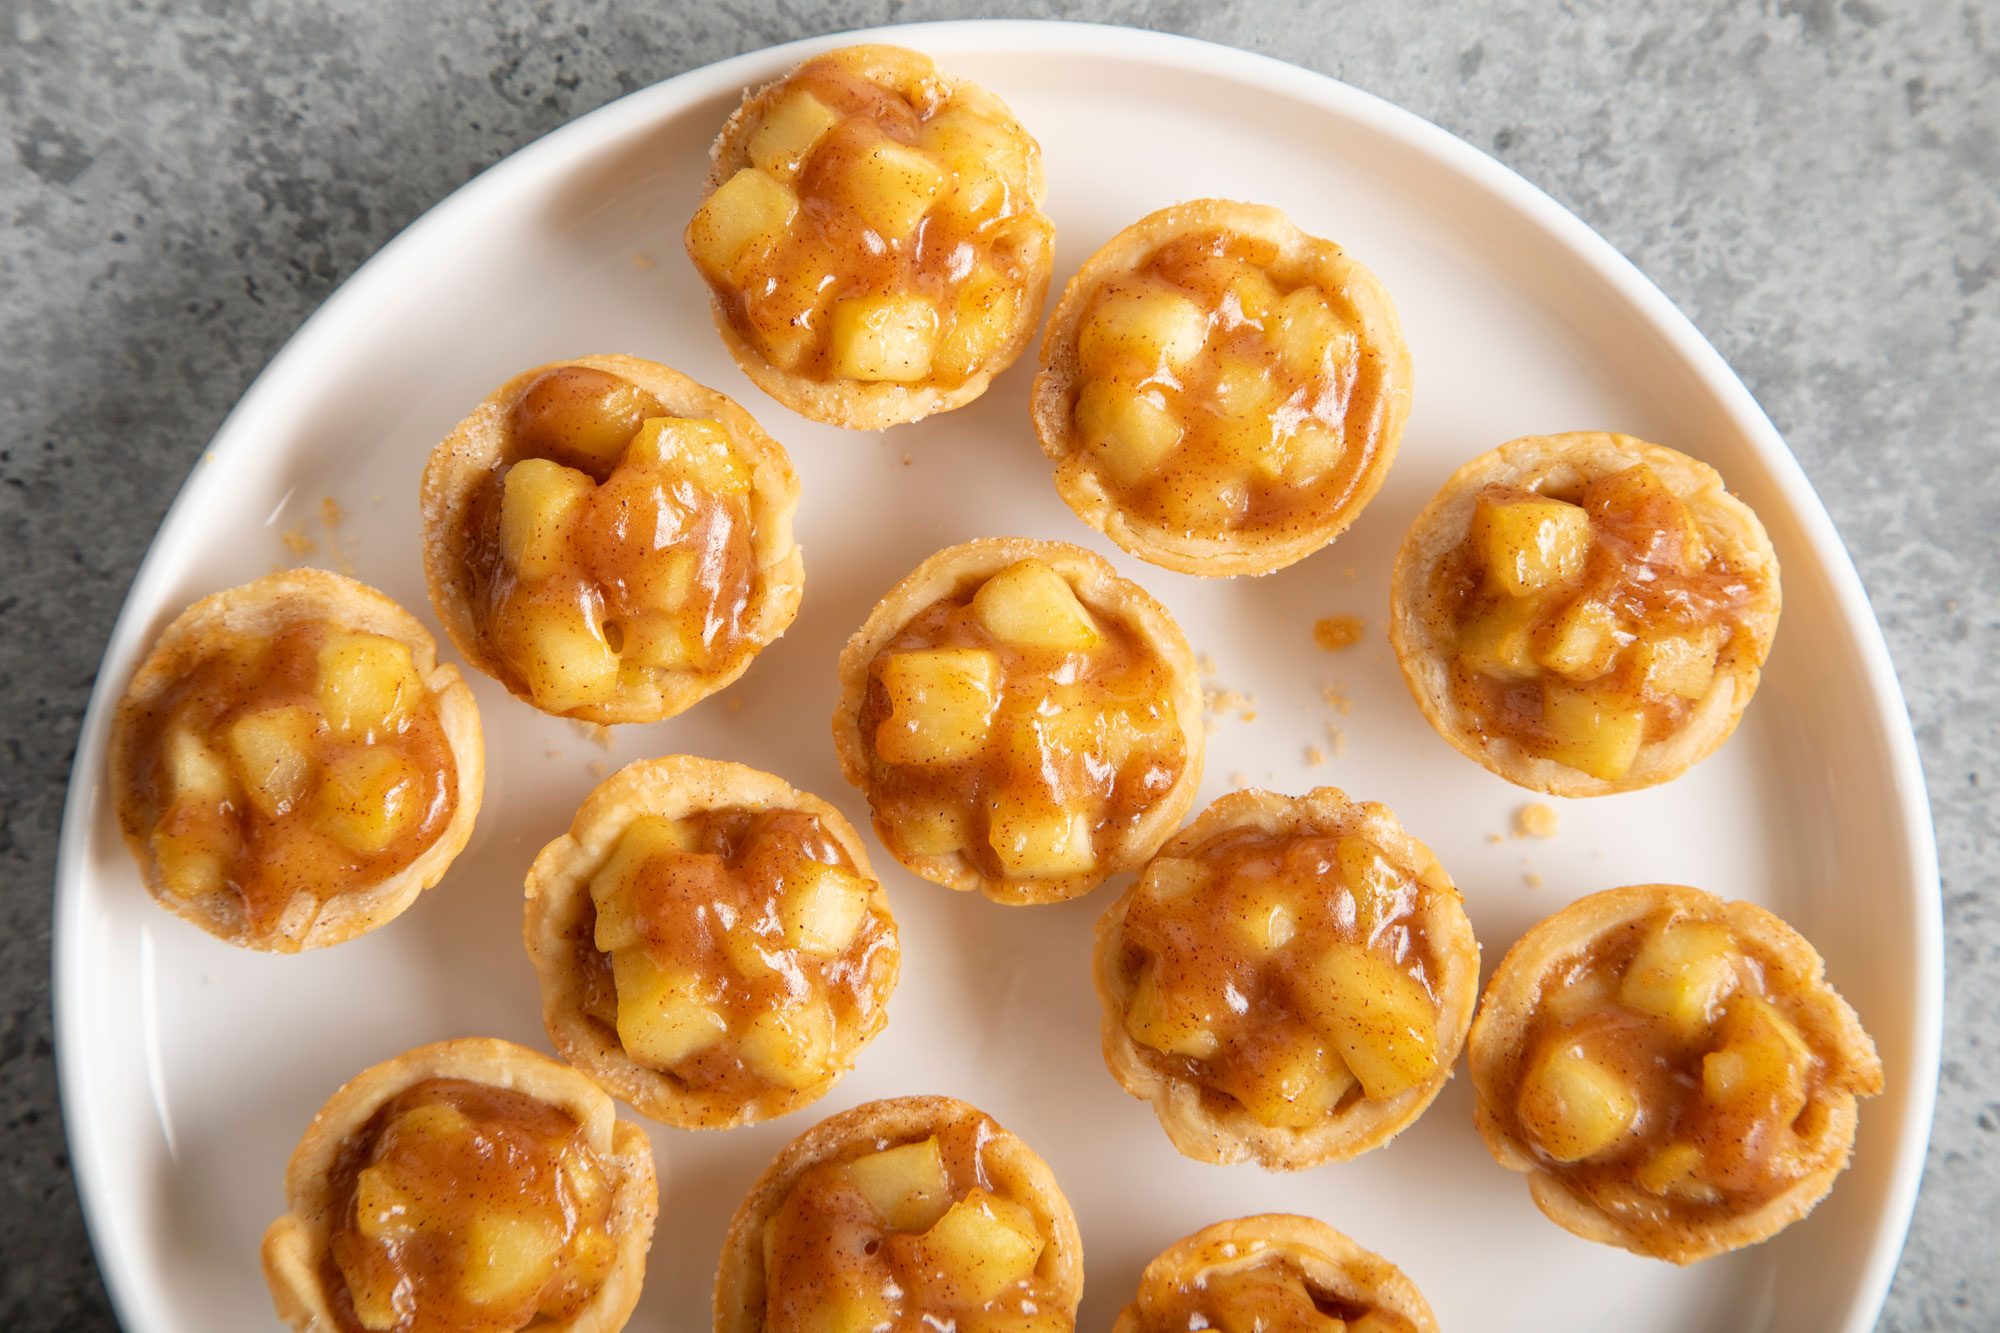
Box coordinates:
[120,622,456,934]
[856,590,1186,882]
[761,1107,1058,1327]
[1490,914,1834,1251]
[1081,229,1389,535]
[714,54,1045,384]
[1118,825,1438,1118]
[577,807,896,1099]
[322,1079,614,1333]
[1436,473,1763,750]
[461,366,758,691]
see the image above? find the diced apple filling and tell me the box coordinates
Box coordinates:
[513,365,662,471]
[845,1136,953,1232]
[740,999,837,1090]
[748,92,843,181]
[779,862,872,956]
[688,167,799,279]
[503,598,622,714]
[830,136,947,241]
[1637,626,1725,701]
[1213,1037,1356,1129]
[161,723,236,804]
[501,457,595,580]
[830,294,941,382]
[971,559,1102,652]
[611,948,728,1069]
[1075,380,1185,487]
[1618,918,1740,1039]
[1077,287,1209,376]
[315,632,421,741]
[906,1188,1045,1306]
[987,793,1094,879]
[1583,464,1709,567]
[1294,944,1440,1101]
[1537,678,1646,781]
[225,704,319,819]
[933,266,1020,383]
[151,807,237,901]
[1516,1039,1638,1163]
[460,1213,561,1308]
[1535,597,1623,680]
[1701,994,1812,1120]
[1474,492,1591,597]
[1636,1142,1718,1201]
[317,747,423,855]
[1142,856,1211,904]
[1274,287,1357,382]
[891,800,975,858]
[1124,960,1221,1060]
[626,415,752,495]
[1222,881,1299,957]
[875,648,1001,766]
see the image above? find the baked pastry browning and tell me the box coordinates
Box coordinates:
[420,353,802,724]
[714,1095,1083,1333]
[687,44,1055,429]
[524,757,899,1129]
[262,1037,658,1332]
[1031,200,1410,577]
[832,537,1204,906]
[108,569,482,952]
[1113,1214,1438,1333]
[1468,885,1883,1264]
[1093,788,1478,1168]
[1390,432,1780,795]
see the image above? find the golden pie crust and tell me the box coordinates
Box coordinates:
[831,536,1205,906]
[692,44,1055,429]
[1113,1214,1438,1333]
[261,1037,659,1331]
[1031,199,1411,577]
[108,568,483,952]
[1093,787,1479,1169]
[713,1094,1084,1333]
[1389,431,1781,796]
[420,352,803,724]
[1468,884,1883,1264]
[523,756,899,1129]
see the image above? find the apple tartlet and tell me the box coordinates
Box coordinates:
[109,569,482,952]
[262,1037,658,1332]
[1468,884,1882,1263]
[715,1095,1083,1333]
[1093,788,1478,1168]
[1390,432,1781,795]
[421,353,802,724]
[524,756,899,1129]
[832,537,1204,906]
[1114,1215,1438,1333]
[1031,200,1410,576]
[686,44,1055,429]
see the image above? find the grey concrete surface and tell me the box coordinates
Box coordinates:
[1,0,1992,1327]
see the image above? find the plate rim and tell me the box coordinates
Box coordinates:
[51,18,1943,1332]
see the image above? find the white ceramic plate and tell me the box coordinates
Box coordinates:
[55,20,1940,1332]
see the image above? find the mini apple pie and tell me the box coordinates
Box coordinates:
[715,1095,1083,1333]
[1468,884,1883,1263]
[1093,788,1478,1168]
[421,353,802,723]
[1114,1215,1438,1333]
[262,1037,658,1332]
[525,756,899,1129]
[109,569,481,952]
[686,44,1055,429]
[1390,432,1781,795]
[1031,200,1410,577]
[832,538,1204,906]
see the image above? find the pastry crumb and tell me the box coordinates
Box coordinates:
[1325,724,1347,756]
[1305,745,1327,767]
[1319,683,1354,715]
[320,497,344,529]
[1230,771,1250,787]
[1514,803,1560,839]
[726,697,745,713]
[1487,832,1505,845]
[570,720,614,749]
[1312,615,1365,652]
[280,524,316,557]
[1524,870,1545,888]
[631,250,656,270]
[1196,652,1219,675]
[319,497,355,574]
[586,759,609,778]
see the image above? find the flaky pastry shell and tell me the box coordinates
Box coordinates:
[108,567,483,952]
[697,45,1054,430]
[1093,787,1479,1169]
[1112,1214,1438,1333]
[1468,884,1883,1264]
[831,536,1206,906]
[419,352,803,724]
[1389,431,1781,796]
[523,755,899,1129]
[261,1037,659,1332]
[1031,199,1411,577]
[712,1095,1083,1333]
